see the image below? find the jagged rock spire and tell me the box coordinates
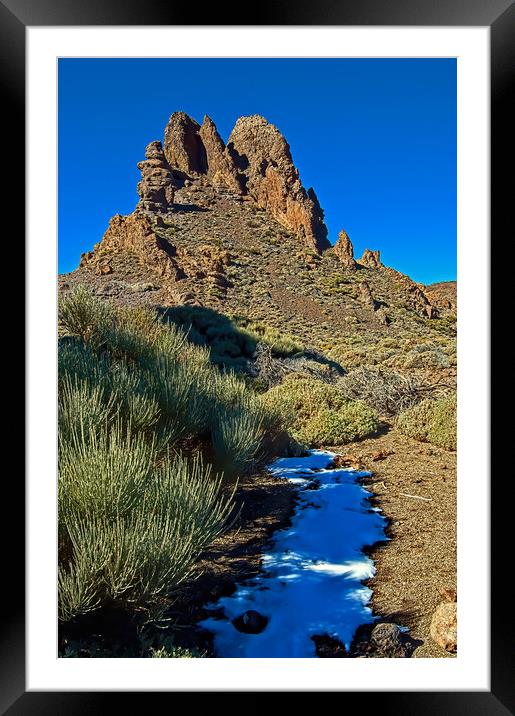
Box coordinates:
[199,115,244,193]
[359,248,383,269]
[333,229,356,270]
[160,111,329,253]
[136,141,176,214]
[163,111,207,176]
[227,115,329,253]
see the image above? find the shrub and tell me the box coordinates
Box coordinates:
[263,374,378,448]
[59,285,114,347]
[59,425,234,621]
[58,288,286,627]
[396,393,456,450]
[211,406,264,481]
[299,405,378,447]
[339,367,433,416]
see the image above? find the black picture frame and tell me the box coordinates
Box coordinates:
[5,0,510,712]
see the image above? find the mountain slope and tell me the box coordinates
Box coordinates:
[60,111,456,377]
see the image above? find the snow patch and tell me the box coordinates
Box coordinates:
[200,450,387,657]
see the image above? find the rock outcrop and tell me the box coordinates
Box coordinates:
[227,115,329,253]
[199,115,243,194]
[359,248,383,269]
[159,112,330,252]
[358,280,376,310]
[333,229,356,270]
[164,111,208,176]
[89,213,184,282]
[386,268,438,319]
[136,141,176,213]
[424,281,457,313]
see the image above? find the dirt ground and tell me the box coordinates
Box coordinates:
[334,424,457,658]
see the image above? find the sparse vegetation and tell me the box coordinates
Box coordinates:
[164,305,305,371]
[339,366,448,416]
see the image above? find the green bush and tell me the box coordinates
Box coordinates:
[263,374,378,448]
[58,425,234,621]
[396,393,456,450]
[58,287,286,626]
[59,285,114,347]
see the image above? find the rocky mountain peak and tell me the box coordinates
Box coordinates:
[198,115,244,194]
[153,111,330,253]
[136,140,176,213]
[333,229,356,270]
[359,248,383,269]
[227,115,329,253]
[163,111,207,176]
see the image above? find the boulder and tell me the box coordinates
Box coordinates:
[232,610,269,634]
[430,602,457,653]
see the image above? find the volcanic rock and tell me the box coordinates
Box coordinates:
[227,115,330,252]
[136,141,176,213]
[164,111,208,176]
[232,609,269,634]
[333,229,356,270]
[358,280,376,310]
[351,622,420,658]
[430,602,457,653]
[359,248,383,269]
[199,115,243,194]
[386,268,438,318]
[96,213,185,282]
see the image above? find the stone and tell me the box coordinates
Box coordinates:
[136,141,176,213]
[227,115,330,252]
[358,280,376,310]
[97,213,185,282]
[359,248,383,269]
[350,622,419,658]
[232,610,269,634]
[333,229,356,269]
[199,115,243,194]
[430,602,457,653]
[438,586,457,602]
[163,111,207,176]
[385,267,438,319]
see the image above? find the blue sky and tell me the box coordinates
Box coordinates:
[58,58,456,284]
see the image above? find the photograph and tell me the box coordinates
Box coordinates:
[57,57,458,660]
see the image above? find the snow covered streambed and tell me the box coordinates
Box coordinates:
[200,450,388,657]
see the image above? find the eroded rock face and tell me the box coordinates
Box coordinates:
[359,248,383,269]
[358,280,376,310]
[334,229,356,269]
[164,111,207,176]
[95,213,184,282]
[227,115,329,253]
[136,141,176,213]
[386,268,438,319]
[430,602,457,653]
[199,115,243,194]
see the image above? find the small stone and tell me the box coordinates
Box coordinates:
[232,609,269,634]
[430,602,457,653]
